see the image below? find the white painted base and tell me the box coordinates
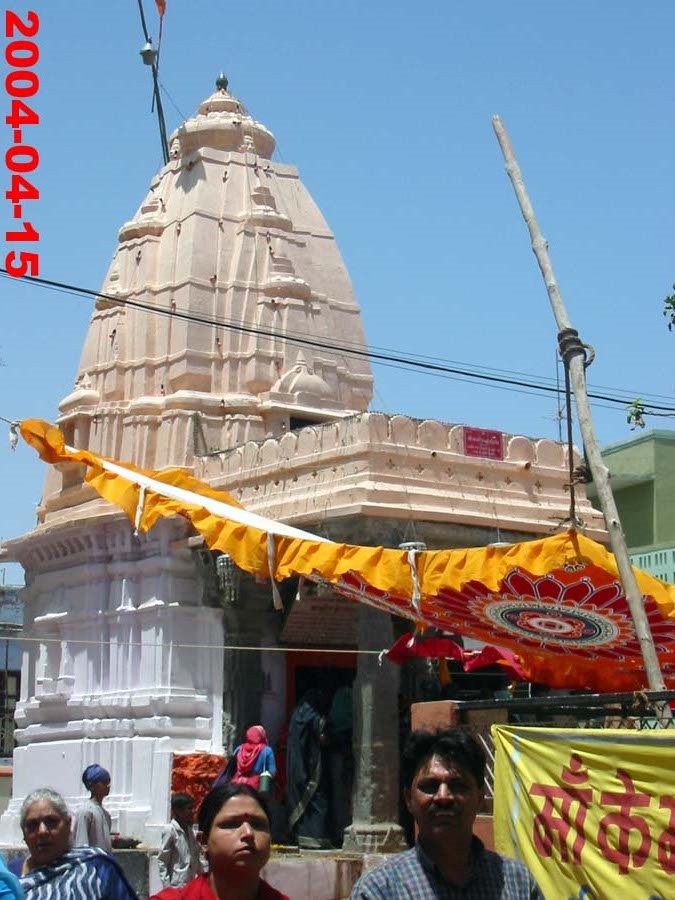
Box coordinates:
[1,518,225,848]
[0,736,174,846]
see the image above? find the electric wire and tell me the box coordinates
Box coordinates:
[0,632,516,674]
[159,79,187,122]
[0,275,635,421]
[1,269,668,407]
[3,269,674,415]
[136,0,169,163]
[0,271,617,401]
[0,633,380,655]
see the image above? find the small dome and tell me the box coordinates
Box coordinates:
[273,356,331,399]
[58,387,100,414]
[169,75,275,159]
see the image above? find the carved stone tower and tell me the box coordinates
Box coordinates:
[53,75,373,482]
[1,77,373,845]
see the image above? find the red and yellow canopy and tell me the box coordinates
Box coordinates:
[20,419,675,692]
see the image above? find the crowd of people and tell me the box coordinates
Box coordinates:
[0,725,543,898]
[0,774,287,900]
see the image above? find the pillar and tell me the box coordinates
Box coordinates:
[343,604,406,853]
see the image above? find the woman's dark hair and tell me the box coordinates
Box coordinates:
[198,783,271,837]
[401,728,486,789]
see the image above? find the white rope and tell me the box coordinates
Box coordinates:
[65,445,331,544]
[0,633,383,654]
[267,532,284,611]
[133,485,147,536]
[407,548,422,615]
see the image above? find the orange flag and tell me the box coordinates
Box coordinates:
[155,0,166,51]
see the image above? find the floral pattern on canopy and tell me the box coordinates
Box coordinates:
[324,566,675,691]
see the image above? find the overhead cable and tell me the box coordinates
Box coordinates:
[2,269,674,414]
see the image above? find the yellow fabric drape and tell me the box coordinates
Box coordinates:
[20,418,675,621]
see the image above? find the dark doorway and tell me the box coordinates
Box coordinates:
[285,650,357,719]
[294,665,355,709]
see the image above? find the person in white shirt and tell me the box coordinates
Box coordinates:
[73,764,113,853]
[157,794,203,888]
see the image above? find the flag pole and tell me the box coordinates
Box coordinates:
[136,0,170,165]
[492,115,667,694]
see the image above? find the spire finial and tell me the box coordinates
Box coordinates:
[216,72,229,92]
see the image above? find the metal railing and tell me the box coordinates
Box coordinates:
[454,690,675,802]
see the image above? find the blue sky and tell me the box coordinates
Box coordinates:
[1,2,673,583]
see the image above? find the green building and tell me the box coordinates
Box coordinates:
[588,430,675,584]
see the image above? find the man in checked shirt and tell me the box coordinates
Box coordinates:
[351,729,543,898]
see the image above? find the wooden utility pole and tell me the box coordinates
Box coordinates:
[492,116,667,693]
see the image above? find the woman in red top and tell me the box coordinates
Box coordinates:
[213,726,276,793]
[150,784,288,900]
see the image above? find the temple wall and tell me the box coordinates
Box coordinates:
[201,413,607,539]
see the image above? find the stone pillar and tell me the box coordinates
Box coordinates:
[343,605,406,853]
[220,575,285,753]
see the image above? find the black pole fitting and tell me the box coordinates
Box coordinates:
[558,328,595,369]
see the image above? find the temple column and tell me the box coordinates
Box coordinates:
[343,604,406,853]
[220,574,285,753]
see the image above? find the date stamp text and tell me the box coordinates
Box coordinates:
[4,9,39,278]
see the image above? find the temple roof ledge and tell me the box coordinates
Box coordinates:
[209,412,577,466]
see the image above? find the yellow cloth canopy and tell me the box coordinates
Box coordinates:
[19,419,675,691]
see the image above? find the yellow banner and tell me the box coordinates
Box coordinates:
[492,726,675,900]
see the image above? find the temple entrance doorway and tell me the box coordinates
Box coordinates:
[285,650,356,719]
[282,650,357,846]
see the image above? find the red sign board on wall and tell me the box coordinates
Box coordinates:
[463,427,504,461]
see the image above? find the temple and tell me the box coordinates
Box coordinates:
[0,77,604,847]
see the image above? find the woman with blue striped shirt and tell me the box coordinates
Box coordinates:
[14,789,137,899]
